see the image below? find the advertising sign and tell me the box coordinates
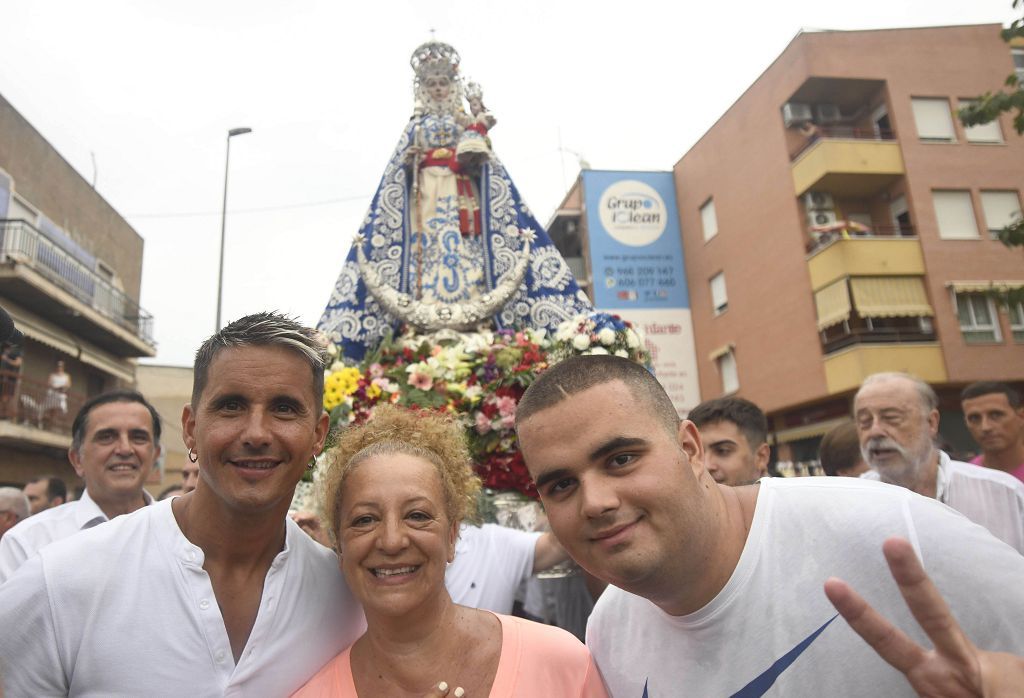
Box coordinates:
[581,171,700,414]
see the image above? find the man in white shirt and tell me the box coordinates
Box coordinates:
[445,522,566,613]
[515,355,1024,697]
[22,475,67,515]
[855,372,1024,553]
[0,389,161,582]
[0,312,363,696]
[0,487,29,537]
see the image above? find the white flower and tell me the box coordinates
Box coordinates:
[326,344,339,357]
[625,329,640,349]
[572,334,591,351]
[329,361,346,373]
[597,328,616,346]
[615,349,629,358]
[588,347,609,355]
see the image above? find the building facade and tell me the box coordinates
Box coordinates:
[673,24,1023,464]
[0,92,156,487]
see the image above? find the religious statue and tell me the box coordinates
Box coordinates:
[318,40,591,360]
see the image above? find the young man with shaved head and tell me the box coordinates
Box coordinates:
[515,355,1024,697]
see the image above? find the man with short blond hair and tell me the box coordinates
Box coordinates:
[0,312,361,696]
[855,372,1024,553]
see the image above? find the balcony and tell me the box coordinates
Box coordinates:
[807,233,925,291]
[0,220,156,357]
[0,372,79,450]
[823,344,947,395]
[791,128,905,198]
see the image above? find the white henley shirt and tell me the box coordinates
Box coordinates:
[0,488,154,583]
[0,498,364,697]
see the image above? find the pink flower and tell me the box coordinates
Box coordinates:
[369,363,384,378]
[495,395,517,418]
[410,372,433,391]
[500,413,516,429]
[475,412,493,434]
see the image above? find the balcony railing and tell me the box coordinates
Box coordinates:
[0,219,154,345]
[821,318,936,354]
[790,127,897,161]
[806,224,916,254]
[0,371,84,435]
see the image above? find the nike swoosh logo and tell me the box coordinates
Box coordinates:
[729,614,839,697]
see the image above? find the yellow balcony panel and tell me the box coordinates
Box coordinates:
[824,343,946,395]
[792,139,905,197]
[807,238,925,291]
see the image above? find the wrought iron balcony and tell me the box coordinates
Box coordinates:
[0,219,155,353]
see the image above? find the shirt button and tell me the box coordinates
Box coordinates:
[215,650,226,663]
[199,599,210,610]
[187,551,197,562]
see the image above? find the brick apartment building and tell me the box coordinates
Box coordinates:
[0,92,157,487]
[674,24,1023,464]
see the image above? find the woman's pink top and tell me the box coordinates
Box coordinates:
[292,613,608,697]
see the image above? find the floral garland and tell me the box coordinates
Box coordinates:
[320,312,650,497]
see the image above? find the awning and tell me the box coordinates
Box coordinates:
[4,304,78,356]
[708,343,734,361]
[947,280,1024,293]
[772,416,852,445]
[3,302,134,382]
[814,279,851,330]
[850,277,933,318]
[79,348,134,384]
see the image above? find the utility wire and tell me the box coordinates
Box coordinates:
[127,193,371,220]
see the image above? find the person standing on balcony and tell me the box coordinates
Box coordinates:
[0,389,160,582]
[960,382,1024,483]
[0,341,22,420]
[43,359,71,429]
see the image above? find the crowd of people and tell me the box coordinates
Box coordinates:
[0,311,1021,696]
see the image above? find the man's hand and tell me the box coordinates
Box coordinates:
[824,537,1024,697]
[532,531,570,574]
[290,510,333,549]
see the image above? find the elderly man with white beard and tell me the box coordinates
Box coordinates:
[855,372,1024,553]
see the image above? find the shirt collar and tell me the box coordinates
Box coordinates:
[76,488,155,530]
[935,450,952,504]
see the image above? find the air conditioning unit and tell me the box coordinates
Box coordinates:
[815,104,842,124]
[803,191,835,210]
[808,209,839,227]
[782,102,813,127]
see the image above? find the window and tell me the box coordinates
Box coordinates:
[932,190,979,239]
[980,190,1022,239]
[959,100,1003,143]
[710,272,728,315]
[955,292,1001,343]
[700,198,718,241]
[911,98,956,142]
[1013,48,1024,84]
[1009,301,1024,343]
[718,349,739,394]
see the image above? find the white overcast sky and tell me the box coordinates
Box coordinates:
[0,1,1016,366]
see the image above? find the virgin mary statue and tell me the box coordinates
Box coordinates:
[318,40,591,360]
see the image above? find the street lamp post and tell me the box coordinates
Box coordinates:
[216,126,252,331]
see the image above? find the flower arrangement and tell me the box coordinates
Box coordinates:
[319,312,649,497]
[550,312,652,368]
